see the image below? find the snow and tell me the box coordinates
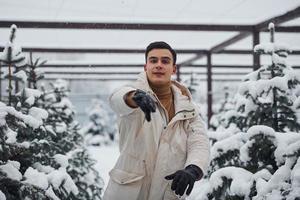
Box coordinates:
[5,128,17,144]
[14,70,28,83]
[28,107,48,121]
[254,158,295,199]
[291,158,300,188]
[211,132,245,160]
[3,105,44,129]
[247,125,275,137]
[209,167,253,197]
[87,144,119,190]
[0,162,22,181]
[47,167,79,195]
[0,191,6,200]
[0,102,8,126]
[53,154,69,168]
[254,42,290,54]
[23,167,49,190]
[22,88,42,99]
[268,23,275,30]
[33,162,55,173]
[45,187,60,200]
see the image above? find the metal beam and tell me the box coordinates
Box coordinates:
[179,6,300,66]
[1,64,299,69]
[0,20,299,32]
[0,21,254,31]
[30,71,250,76]
[1,47,299,55]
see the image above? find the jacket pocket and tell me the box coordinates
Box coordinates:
[110,152,146,184]
[104,154,146,200]
[104,169,145,200]
[109,168,144,184]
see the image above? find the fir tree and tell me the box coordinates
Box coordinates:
[41,79,104,199]
[0,25,104,200]
[232,23,300,132]
[194,23,300,200]
[210,86,235,130]
[81,98,117,146]
[0,24,27,105]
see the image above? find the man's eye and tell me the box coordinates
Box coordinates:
[162,59,170,64]
[150,59,157,63]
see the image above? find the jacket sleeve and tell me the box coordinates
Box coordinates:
[109,86,138,116]
[185,115,210,175]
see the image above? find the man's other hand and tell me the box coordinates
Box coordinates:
[165,165,203,196]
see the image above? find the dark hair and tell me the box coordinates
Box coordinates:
[145,41,177,65]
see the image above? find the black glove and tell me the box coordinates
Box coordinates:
[165,165,203,196]
[132,89,156,122]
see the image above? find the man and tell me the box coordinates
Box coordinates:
[104,41,210,200]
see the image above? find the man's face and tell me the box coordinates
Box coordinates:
[144,49,176,86]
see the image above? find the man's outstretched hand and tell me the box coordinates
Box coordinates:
[132,89,156,122]
[165,165,203,196]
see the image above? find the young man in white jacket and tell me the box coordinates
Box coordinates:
[104,41,210,200]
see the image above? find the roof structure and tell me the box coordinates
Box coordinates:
[0,0,299,123]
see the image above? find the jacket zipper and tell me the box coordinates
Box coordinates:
[148,91,169,129]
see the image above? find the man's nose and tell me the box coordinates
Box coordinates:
[155,60,163,68]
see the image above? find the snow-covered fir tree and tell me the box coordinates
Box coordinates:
[231,23,300,132]
[41,79,104,199]
[184,71,201,99]
[25,52,46,89]
[80,98,117,146]
[209,86,236,131]
[192,23,300,200]
[0,24,27,105]
[0,25,103,200]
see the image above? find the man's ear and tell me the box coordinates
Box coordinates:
[144,64,147,71]
[172,65,177,75]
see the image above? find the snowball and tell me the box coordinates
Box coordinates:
[0,162,22,181]
[23,167,48,190]
[53,154,69,168]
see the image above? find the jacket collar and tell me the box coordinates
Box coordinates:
[135,72,197,115]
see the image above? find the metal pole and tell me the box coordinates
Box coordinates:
[0,62,1,101]
[253,30,260,70]
[207,52,212,127]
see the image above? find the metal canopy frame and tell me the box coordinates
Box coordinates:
[0,6,300,126]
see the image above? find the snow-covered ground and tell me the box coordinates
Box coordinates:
[87,144,119,190]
